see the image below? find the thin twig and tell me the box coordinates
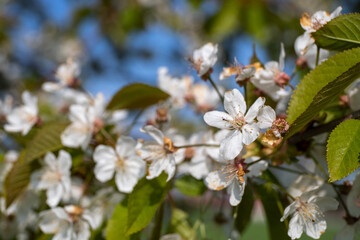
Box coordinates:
[208,76,224,103]
[175,143,220,149]
[288,110,360,144]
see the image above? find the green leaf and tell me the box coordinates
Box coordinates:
[286,47,360,137]
[167,208,197,240]
[24,122,68,163]
[4,153,32,208]
[126,174,171,235]
[234,185,254,234]
[175,175,207,197]
[327,119,360,182]
[106,83,170,111]
[106,200,130,240]
[312,14,360,51]
[255,183,290,240]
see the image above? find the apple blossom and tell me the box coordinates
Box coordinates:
[61,93,105,149]
[31,150,72,207]
[137,125,180,181]
[281,188,338,239]
[205,154,267,206]
[295,7,342,69]
[250,44,291,101]
[192,42,218,77]
[93,136,146,193]
[158,67,192,108]
[42,58,80,92]
[4,91,38,135]
[203,88,265,160]
[39,205,97,240]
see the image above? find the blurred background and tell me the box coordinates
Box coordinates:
[0,0,358,97]
[0,0,358,239]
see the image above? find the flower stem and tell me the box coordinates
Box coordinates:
[316,46,320,67]
[272,181,295,200]
[309,152,328,179]
[150,202,164,240]
[100,128,116,146]
[175,143,220,149]
[331,183,352,218]
[208,76,224,103]
[269,165,307,175]
[124,109,145,135]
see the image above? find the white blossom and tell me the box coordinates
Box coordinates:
[158,67,192,108]
[61,93,105,149]
[192,43,218,77]
[295,7,342,69]
[31,151,72,207]
[250,44,290,101]
[190,83,221,112]
[281,188,338,239]
[43,58,80,92]
[39,205,97,240]
[205,155,267,206]
[4,91,38,135]
[137,125,180,181]
[93,136,145,193]
[203,88,265,160]
[177,131,223,180]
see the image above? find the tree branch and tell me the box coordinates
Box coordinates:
[288,110,360,144]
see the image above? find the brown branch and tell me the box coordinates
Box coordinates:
[288,110,360,144]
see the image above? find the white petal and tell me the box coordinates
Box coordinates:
[279,43,286,71]
[224,89,247,117]
[44,152,57,170]
[93,145,117,182]
[116,136,137,158]
[42,82,64,92]
[257,106,276,129]
[242,123,260,145]
[304,217,326,239]
[220,130,243,161]
[205,169,232,190]
[288,212,304,239]
[141,125,164,145]
[58,150,72,174]
[75,220,91,240]
[203,111,233,129]
[246,157,268,177]
[244,97,265,123]
[147,155,175,182]
[46,184,63,207]
[330,6,342,19]
[312,196,338,212]
[228,181,245,206]
[115,170,139,193]
[281,201,298,222]
[61,122,92,149]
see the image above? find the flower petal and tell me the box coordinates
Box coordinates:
[205,169,232,190]
[141,125,164,145]
[228,181,245,206]
[257,106,276,129]
[244,97,265,123]
[288,212,304,239]
[203,111,233,129]
[220,130,243,161]
[224,89,247,117]
[242,123,260,145]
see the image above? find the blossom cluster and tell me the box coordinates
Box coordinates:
[0,5,359,240]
